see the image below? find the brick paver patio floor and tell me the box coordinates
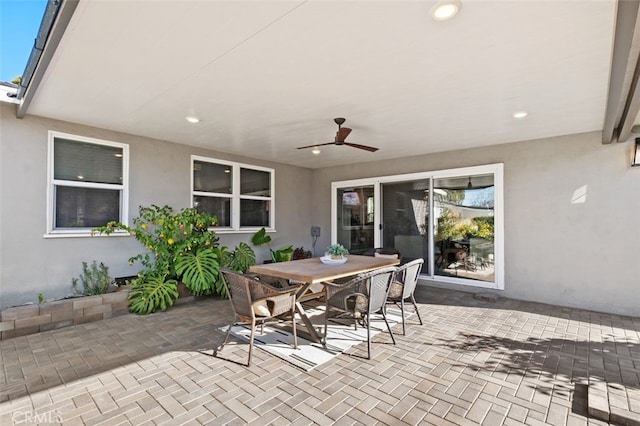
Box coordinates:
[1,286,638,425]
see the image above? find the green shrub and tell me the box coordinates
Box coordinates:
[72,261,112,296]
[94,205,220,313]
[94,204,258,313]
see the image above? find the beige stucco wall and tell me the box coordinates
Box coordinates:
[2,100,638,316]
[311,131,640,316]
[0,102,313,308]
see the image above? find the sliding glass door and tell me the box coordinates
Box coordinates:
[433,173,496,283]
[381,179,431,274]
[331,164,503,289]
[335,185,375,254]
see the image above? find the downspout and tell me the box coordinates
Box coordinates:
[16,0,78,118]
[602,0,640,144]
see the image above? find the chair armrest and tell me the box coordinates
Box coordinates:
[249,273,292,289]
[249,277,301,301]
[266,293,296,317]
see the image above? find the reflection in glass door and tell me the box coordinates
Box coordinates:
[381,179,431,274]
[433,174,495,283]
[336,186,375,254]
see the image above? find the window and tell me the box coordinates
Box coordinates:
[332,164,504,290]
[192,156,274,231]
[47,132,129,236]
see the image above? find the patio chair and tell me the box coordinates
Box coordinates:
[323,267,396,360]
[386,258,424,335]
[216,269,300,366]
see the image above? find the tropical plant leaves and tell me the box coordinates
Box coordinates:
[271,245,294,262]
[229,242,256,272]
[174,248,219,295]
[250,227,271,246]
[128,274,179,315]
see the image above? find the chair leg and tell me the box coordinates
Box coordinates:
[411,295,423,325]
[291,307,298,349]
[400,299,406,335]
[215,319,235,356]
[247,319,256,366]
[323,304,329,347]
[381,308,396,345]
[366,312,372,360]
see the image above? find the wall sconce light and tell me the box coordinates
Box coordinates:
[634,138,640,167]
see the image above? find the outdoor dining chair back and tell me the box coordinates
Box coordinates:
[323,266,397,359]
[216,269,300,366]
[386,258,424,335]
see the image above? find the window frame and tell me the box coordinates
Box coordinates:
[331,163,504,290]
[45,131,129,238]
[191,155,275,233]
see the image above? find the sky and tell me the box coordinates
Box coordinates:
[0,0,47,82]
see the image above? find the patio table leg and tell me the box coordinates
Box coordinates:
[295,301,322,343]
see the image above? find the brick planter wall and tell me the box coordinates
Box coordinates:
[0,291,131,340]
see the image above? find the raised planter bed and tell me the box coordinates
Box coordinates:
[0,291,131,340]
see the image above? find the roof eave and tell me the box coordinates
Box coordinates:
[16,0,78,118]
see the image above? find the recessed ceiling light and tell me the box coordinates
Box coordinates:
[114,153,123,158]
[513,111,528,119]
[430,0,461,21]
[224,168,231,173]
[185,116,200,124]
[77,175,84,180]
[311,147,321,155]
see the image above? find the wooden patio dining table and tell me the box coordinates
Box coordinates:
[249,255,400,342]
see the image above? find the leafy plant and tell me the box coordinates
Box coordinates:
[38,293,45,304]
[93,205,221,314]
[128,273,178,315]
[326,244,349,257]
[251,227,293,262]
[228,242,257,272]
[208,243,257,297]
[174,248,219,295]
[72,261,112,296]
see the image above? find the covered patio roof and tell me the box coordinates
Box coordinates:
[13,0,640,169]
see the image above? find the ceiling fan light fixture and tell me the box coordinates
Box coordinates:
[311,147,321,155]
[430,0,461,21]
[185,116,200,124]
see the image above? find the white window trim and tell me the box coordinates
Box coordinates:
[191,155,275,233]
[45,131,129,238]
[331,163,504,290]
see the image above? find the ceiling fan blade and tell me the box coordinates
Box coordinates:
[337,127,352,141]
[343,142,379,152]
[296,142,336,150]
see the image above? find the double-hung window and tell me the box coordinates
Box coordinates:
[47,132,129,236]
[191,155,274,231]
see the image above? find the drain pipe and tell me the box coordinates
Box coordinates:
[16,0,78,118]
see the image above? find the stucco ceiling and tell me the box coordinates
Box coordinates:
[25,0,617,169]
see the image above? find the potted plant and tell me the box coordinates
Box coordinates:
[251,227,294,263]
[326,243,349,259]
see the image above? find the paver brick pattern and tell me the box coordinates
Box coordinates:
[1,286,638,425]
